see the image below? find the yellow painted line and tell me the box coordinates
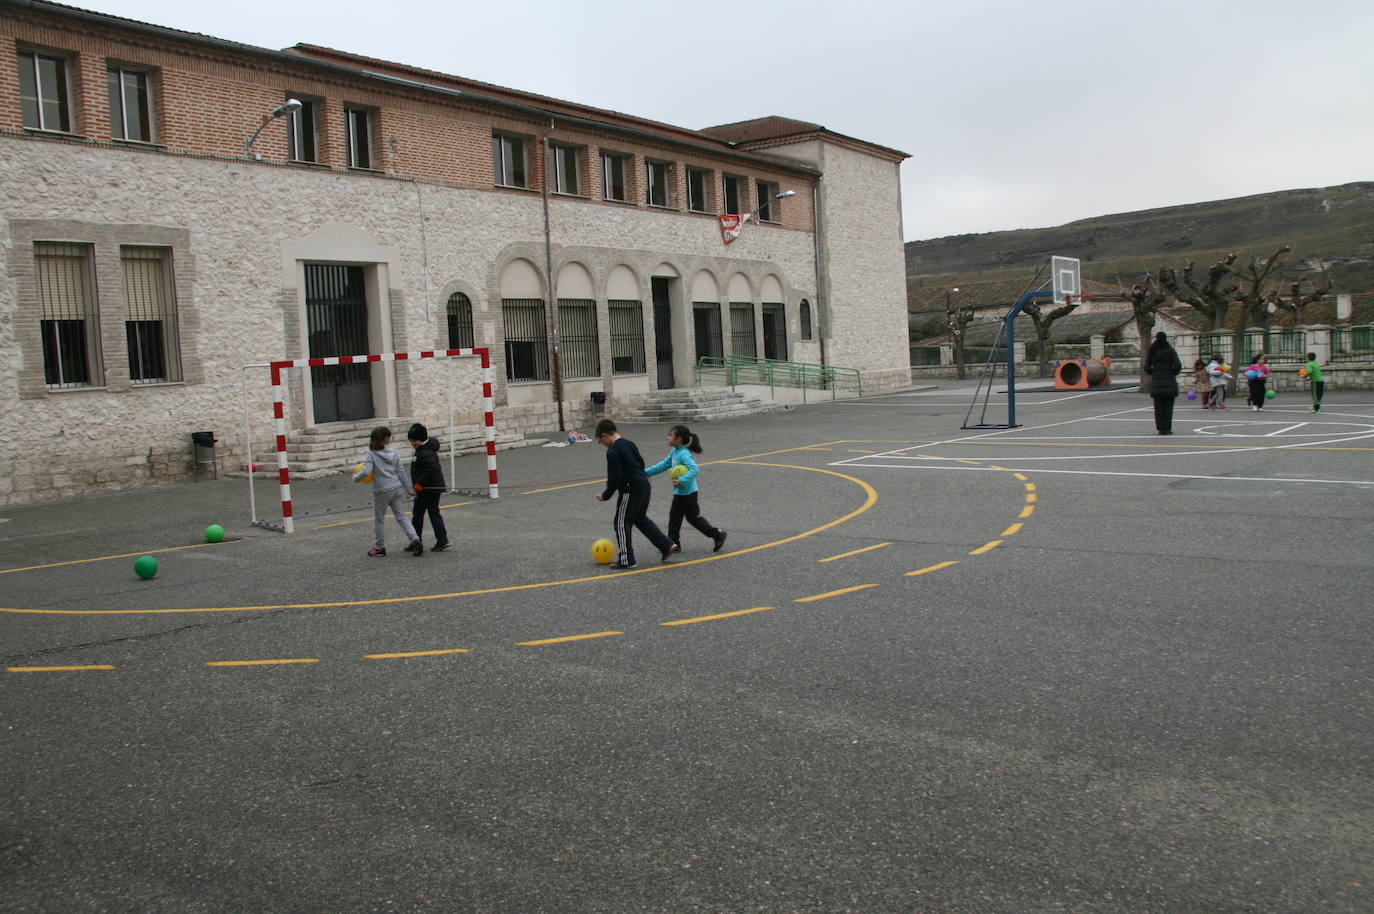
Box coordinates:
[957,440,1374,452]
[794,584,878,603]
[797,446,835,451]
[968,540,1004,555]
[521,483,591,495]
[661,606,773,626]
[0,541,223,575]
[7,664,115,673]
[205,658,320,667]
[364,649,471,660]
[1001,523,1023,537]
[904,561,959,577]
[1018,505,1035,518]
[957,459,984,466]
[1,461,879,615]
[1025,482,1036,492]
[518,631,622,646]
[819,542,892,562]
[1014,473,1029,481]
[847,449,878,454]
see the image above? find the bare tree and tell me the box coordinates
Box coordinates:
[1122,271,1168,390]
[1232,246,1293,332]
[1021,297,1079,377]
[945,288,969,379]
[1273,275,1333,328]
[1159,255,1240,330]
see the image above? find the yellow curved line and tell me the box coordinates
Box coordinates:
[1,461,878,616]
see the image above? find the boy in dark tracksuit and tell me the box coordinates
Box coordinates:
[594,419,678,569]
[407,423,449,552]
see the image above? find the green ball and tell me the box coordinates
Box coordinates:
[133,555,158,580]
[205,524,225,543]
[1265,389,1276,399]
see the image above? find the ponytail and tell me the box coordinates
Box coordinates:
[671,424,703,454]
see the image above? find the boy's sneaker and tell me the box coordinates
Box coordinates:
[368,547,386,557]
[408,539,423,556]
[661,544,680,563]
[611,560,637,569]
[431,541,450,552]
[713,531,728,553]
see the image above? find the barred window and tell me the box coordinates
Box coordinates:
[502,298,548,382]
[692,302,723,361]
[447,292,474,350]
[800,299,813,340]
[35,242,101,388]
[730,302,756,358]
[122,246,181,383]
[608,300,646,375]
[558,299,600,379]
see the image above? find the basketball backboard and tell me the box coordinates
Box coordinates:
[1052,255,1081,305]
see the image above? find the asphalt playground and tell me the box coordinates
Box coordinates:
[2,380,1371,913]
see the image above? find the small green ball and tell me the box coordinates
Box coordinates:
[134,555,158,580]
[205,524,225,543]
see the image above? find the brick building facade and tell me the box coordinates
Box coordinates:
[0,0,911,505]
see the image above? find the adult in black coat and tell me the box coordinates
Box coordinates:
[1144,331,1183,435]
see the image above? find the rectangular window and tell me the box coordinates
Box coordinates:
[121,246,181,384]
[287,98,319,163]
[35,242,101,388]
[692,302,723,361]
[551,143,580,195]
[494,133,527,187]
[730,302,757,358]
[723,175,745,214]
[608,300,646,375]
[107,67,153,142]
[687,167,710,213]
[345,107,373,169]
[602,152,629,201]
[756,180,780,221]
[502,298,549,381]
[558,299,600,379]
[18,49,72,132]
[646,160,672,208]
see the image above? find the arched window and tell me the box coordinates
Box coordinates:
[800,299,813,340]
[447,292,474,350]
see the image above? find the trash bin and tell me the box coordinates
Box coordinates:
[590,391,606,415]
[191,430,218,479]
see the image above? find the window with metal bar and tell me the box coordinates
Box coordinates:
[346,107,373,169]
[18,49,72,132]
[447,292,475,350]
[609,300,646,375]
[494,133,527,187]
[122,246,181,383]
[558,299,600,379]
[35,242,101,388]
[502,298,549,382]
[730,302,757,358]
[287,97,319,162]
[800,299,813,340]
[692,302,723,361]
[107,67,153,142]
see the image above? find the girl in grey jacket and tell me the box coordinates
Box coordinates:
[353,426,422,557]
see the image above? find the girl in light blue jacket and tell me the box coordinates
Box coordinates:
[353,426,422,557]
[645,424,727,553]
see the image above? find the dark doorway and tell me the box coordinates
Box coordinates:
[305,264,373,423]
[693,303,723,362]
[762,303,788,361]
[652,277,674,389]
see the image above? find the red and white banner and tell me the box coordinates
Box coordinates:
[720,213,751,245]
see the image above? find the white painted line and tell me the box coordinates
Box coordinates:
[1265,423,1307,437]
[829,461,1374,487]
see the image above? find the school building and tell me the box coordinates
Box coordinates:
[0,0,911,505]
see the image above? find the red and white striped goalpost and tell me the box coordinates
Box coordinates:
[269,348,498,533]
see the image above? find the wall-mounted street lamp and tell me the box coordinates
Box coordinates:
[245,98,303,159]
[755,189,796,221]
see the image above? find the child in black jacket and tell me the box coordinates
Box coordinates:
[594,419,678,569]
[407,423,449,552]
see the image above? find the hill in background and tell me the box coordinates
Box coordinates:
[905,182,1374,297]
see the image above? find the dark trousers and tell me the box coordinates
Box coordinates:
[1311,380,1324,409]
[1248,378,1267,407]
[412,489,447,544]
[668,491,721,545]
[1152,394,1176,433]
[614,483,672,565]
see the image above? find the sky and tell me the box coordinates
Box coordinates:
[78,0,1374,241]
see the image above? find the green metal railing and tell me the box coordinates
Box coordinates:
[695,354,862,398]
[1332,325,1374,361]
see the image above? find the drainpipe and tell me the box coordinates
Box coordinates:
[812,179,827,367]
[541,119,565,431]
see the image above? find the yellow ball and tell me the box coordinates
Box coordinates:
[1220,364,1231,373]
[354,462,374,484]
[591,538,616,564]
[669,464,689,479]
